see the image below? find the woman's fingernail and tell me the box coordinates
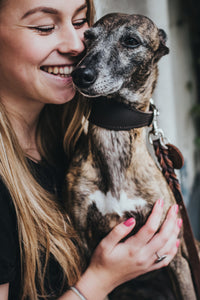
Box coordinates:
[157,199,164,207]
[123,218,135,227]
[173,204,179,214]
[177,218,183,228]
[176,240,180,248]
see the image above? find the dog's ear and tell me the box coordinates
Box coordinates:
[153,29,169,63]
[159,29,168,44]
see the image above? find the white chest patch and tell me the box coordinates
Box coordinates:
[88,190,147,217]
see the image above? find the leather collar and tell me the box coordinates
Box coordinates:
[88,97,154,131]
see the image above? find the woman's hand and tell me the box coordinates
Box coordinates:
[0,283,9,300]
[74,199,181,300]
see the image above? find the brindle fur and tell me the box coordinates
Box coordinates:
[65,13,200,300]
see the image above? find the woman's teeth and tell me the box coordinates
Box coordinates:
[42,66,74,76]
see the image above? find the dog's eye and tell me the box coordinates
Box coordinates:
[122,36,140,48]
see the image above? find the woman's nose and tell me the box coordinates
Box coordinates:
[57,25,85,56]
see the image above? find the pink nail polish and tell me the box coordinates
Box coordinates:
[173,204,179,214]
[177,219,183,228]
[123,218,135,227]
[157,199,164,207]
[176,240,180,248]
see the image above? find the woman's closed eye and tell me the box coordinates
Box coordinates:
[28,19,87,35]
[73,18,88,29]
[28,25,55,35]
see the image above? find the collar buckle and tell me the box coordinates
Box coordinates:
[148,99,168,147]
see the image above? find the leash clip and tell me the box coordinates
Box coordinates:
[148,99,168,147]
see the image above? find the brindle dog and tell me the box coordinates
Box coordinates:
[65,13,200,300]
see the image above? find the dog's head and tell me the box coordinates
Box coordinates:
[72,13,169,103]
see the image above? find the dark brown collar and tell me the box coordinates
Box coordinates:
[88,97,153,130]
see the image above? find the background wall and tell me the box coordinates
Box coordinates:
[93,0,199,235]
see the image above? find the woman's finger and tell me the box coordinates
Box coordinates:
[99,217,136,252]
[126,199,164,247]
[158,204,179,236]
[142,203,181,269]
[145,204,181,253]
[149,217,182,264]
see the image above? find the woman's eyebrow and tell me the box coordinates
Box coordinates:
[21,4,87,20]
[21,7,58,20]
[75,3,87,14]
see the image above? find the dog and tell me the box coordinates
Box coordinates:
[65,13,200,299]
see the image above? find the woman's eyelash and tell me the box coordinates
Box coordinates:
[30,26,55,33]
[73,19,88,28]
[28,19,87,33]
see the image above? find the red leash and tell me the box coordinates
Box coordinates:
[149,101,200,299]
[153,139,200,299]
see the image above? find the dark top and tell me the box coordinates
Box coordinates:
[0,158,67,299]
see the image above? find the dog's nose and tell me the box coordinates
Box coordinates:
[72,67,97,88]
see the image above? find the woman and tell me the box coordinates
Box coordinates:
[0,0,181,299]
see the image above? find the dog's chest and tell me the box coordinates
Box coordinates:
[67,123,174,252]
[83,128,153,219]
[88,189,147,217]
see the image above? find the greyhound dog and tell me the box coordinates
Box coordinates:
[66,13,200,299]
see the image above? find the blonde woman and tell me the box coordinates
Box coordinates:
[0,0,181,299]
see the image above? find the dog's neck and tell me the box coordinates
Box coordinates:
[88,110,149,197]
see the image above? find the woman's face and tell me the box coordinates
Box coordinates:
[0,0,89,109]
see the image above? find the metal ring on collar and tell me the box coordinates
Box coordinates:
[155,251,167,263]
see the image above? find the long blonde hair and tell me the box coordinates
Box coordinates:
[0,0,95,299]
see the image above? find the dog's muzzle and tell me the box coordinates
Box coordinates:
[72,67,97,89]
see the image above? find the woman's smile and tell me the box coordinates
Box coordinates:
[40,64,75,85]
[41,65,75,76]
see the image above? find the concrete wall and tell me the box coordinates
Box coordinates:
[93,0,197,206]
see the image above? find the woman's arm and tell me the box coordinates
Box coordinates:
[59,199,181,300]
[0,283,9,300]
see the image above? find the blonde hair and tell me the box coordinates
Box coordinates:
[0,0,95,299]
